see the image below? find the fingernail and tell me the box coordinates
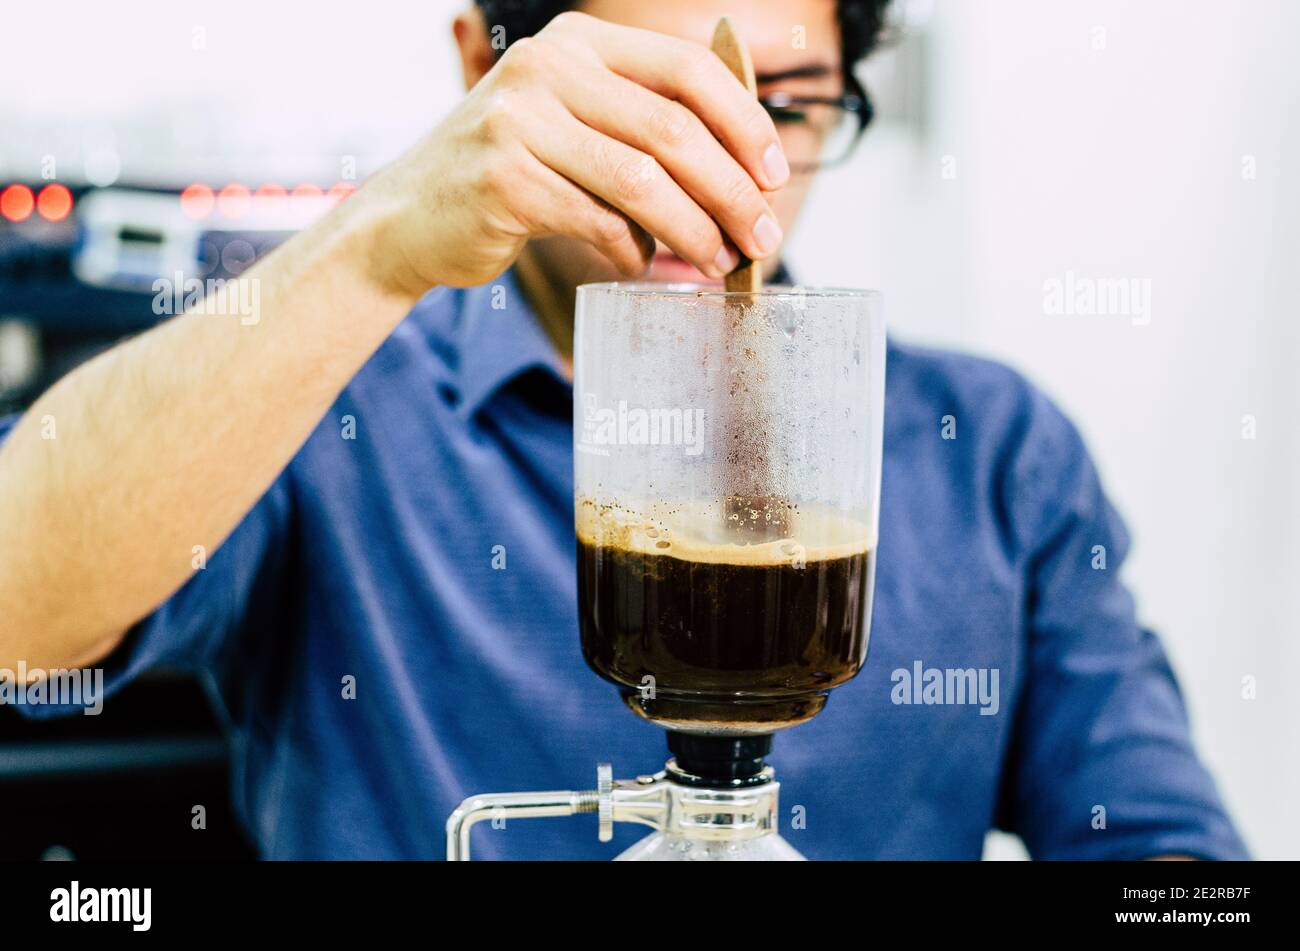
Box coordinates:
[713,244,739,276]
[762,142,790,187]
[752,213,783,257]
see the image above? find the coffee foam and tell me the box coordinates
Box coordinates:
[576,497,874,566]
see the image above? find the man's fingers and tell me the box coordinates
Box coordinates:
[515,156,655,277]
[542,12,790,193]
[553,63,781,264]
[524,105,733,279]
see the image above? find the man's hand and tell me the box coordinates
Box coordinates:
[368,11,790,292]
[0,12,792,671]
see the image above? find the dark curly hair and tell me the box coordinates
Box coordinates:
[473,1,893,80]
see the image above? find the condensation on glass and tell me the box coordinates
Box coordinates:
[573,282,886,735]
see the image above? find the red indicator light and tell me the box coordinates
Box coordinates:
[217,182,251,219]
[1,184,35,222]
[255,183,287,215]
[291,183,323,199]
[36,183,74,222]
[180,184,215,219]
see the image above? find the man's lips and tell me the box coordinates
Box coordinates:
[648,253,717,284]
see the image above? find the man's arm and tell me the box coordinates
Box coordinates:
[0,11,790,671]
[0,195,416,670]
[994,381,1247,860]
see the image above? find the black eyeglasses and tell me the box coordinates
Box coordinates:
[758,75,874,174]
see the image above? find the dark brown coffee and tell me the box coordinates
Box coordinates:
[577,504,873,734]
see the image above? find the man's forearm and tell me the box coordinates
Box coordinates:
[0,188,417,670]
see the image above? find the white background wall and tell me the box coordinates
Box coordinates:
[2,0,1295,857]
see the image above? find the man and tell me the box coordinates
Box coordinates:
[0,1,1246,859]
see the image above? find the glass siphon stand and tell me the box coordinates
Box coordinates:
[445,734,805,861]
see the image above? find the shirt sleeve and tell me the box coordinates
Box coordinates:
[0,412,293,719]
[993,388,1248,860]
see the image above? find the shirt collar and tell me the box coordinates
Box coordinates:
[451,268,568,420]
[446,261,804,420]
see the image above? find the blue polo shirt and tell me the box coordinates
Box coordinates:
[2,268,1247,860]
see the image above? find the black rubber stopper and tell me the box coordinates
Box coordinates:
[666,732,773,787]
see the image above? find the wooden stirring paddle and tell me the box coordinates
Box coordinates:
[711,16,790,540]
[712,16,763,296]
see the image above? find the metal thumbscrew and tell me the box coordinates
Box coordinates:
[597,763,614,842]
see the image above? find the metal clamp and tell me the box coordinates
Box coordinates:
[445,761,778,860]
[596,762,614,842]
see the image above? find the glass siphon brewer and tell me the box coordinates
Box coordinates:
[448,282,885,860]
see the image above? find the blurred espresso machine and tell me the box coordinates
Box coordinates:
[448,282,885,860]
